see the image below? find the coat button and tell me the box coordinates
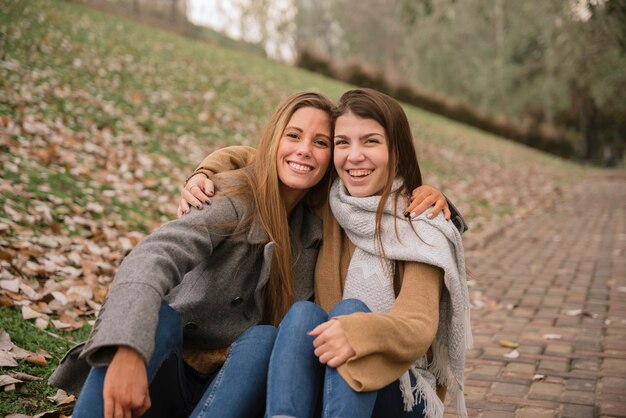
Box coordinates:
[184,322,198,330]
[231,297,243,307]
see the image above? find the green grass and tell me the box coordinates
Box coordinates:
[0,306,92,416]
[0,0,591,415]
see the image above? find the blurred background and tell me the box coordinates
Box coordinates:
[81,0,626,165]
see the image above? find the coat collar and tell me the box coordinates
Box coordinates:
[246,201,322,249]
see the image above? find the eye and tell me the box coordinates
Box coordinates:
[334,138,348,146]
[365,138,381,144]
[314,138,330,148]
[286,132,300,140]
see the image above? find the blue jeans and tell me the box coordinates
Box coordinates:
[73,303,277,418]
[266,300,425,418]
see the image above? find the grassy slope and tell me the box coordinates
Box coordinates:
[0,0,585,415]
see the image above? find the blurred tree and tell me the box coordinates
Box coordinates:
[291,0,625,162]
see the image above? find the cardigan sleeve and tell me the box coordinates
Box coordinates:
[194,145,257,177]
[80,196,240,367]
[334,261,442,392]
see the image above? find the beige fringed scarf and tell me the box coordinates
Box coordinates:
[329,178,472,418]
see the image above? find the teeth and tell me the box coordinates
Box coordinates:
[348,169,372,177]
[289,162,312,171]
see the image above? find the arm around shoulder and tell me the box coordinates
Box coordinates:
[196,145,258,175]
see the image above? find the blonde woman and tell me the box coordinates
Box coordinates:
[50,92,335,418]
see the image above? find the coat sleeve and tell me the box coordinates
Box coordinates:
[334,261,442,391]
[80,197,240,367]
[195,145,257,176]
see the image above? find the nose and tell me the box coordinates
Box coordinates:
[347,144,365,162]
[296,141,312,157]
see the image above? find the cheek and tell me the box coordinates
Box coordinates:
[315,148,332,170]
[333,149,346,168]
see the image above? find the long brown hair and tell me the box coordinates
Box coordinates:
[222,92,334,326]
[333,88,422,255]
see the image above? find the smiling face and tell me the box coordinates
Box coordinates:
[333,111,390,197]
[276,106,332,207]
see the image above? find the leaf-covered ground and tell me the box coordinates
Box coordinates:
[0,0,587,415]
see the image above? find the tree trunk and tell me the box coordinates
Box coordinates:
[170,0,178,23]
[494,0,504,102]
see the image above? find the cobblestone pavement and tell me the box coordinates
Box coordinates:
[446,172,626,418]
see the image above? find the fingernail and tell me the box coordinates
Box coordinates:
[426,213,433,219]
[403,211,410,218]
[205,199,211,205]
[409,211,417,219]
[208,191,214,196]
[196,205,202,210]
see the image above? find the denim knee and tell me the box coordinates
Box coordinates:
[329,298,370,317]
[280,301,328,329]
[238,325,278,350]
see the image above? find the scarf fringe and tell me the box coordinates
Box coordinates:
[465,310,473,350]
[428,339,454,388]
[428,338,469,418]
[400,369,445,417]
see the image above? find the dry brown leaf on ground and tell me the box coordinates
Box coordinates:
[0,374,22,391]
[0,351,18,367]
[9,371,43,381]
[24,353,48,366]
[36,348,52,359]
[47,388,76,408]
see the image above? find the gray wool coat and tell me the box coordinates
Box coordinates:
[49,194,322,394]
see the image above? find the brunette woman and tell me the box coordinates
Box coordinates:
[266,89,471,418]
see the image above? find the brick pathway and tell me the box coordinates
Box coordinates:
[448,172,626,418]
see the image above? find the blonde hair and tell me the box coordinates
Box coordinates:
[222,92,334,326]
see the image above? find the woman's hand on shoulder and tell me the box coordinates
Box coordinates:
[308,319,355,368]
[406,185,451,220]
[177,173,215,218]
[103,346,151,418]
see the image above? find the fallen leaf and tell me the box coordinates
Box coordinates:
[37,348,52,359]
[35,318,48,329]
[0,351,18,367]
[22,305,45,320]
[0,328,14,349]
[503,349,520,359]
[499,339,519,348]
[25,353,48,366]
[565,309,582,316]
[9,345,34,360]
[0,249,12,262]
[0,278,21,293]
[0,374,22,388]
[9,371,43,381]
[58,394,76,406]
[50,319,72,330]
[48,389,68,402]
